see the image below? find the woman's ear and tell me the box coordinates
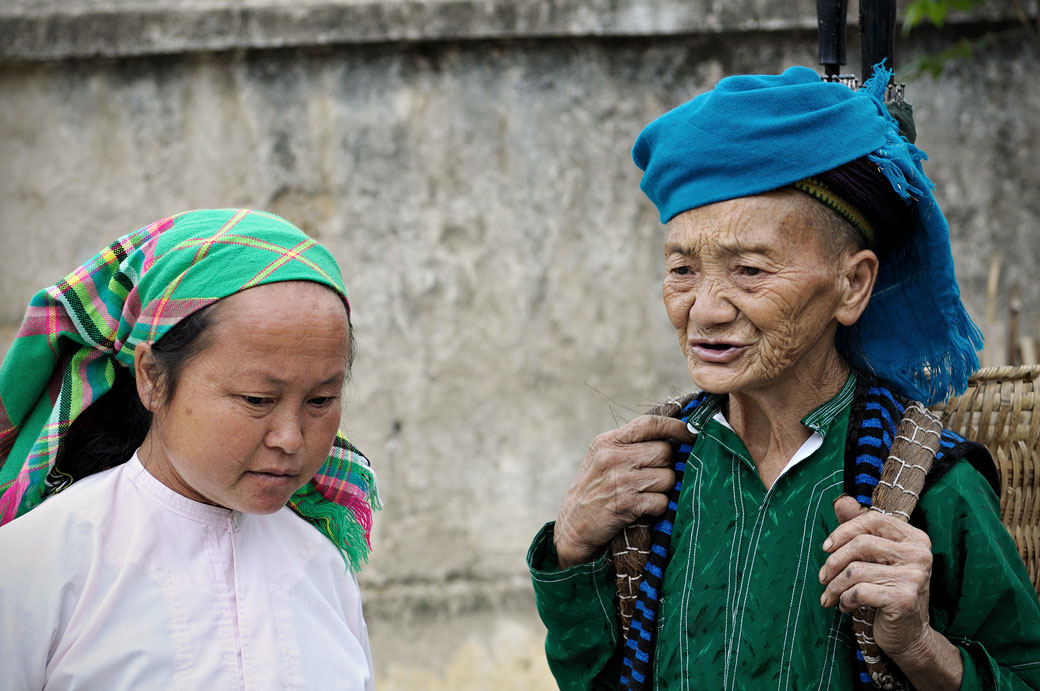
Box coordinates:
[835,248,879,327]
[134,342,161,412]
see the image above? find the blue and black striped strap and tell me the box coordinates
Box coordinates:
[618,392,709,691]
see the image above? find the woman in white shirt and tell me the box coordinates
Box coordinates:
[0,209,378,690]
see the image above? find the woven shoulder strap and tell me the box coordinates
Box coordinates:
[850,401,942,690]
[611,393,700,691]
[844,377,998,503]
[844,378,996,689]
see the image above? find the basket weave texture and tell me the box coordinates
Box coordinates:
[934,365,1040,598]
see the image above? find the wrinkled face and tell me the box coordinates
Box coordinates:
[662,191,849,396]
[139,281,350,514]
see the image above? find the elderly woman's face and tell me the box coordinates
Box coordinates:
[662,190,859,396]
[137,281,350,514]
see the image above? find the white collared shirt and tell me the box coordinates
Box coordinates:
[0,453,373,690]
[712,411,824,488]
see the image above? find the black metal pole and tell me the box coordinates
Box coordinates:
[816,0,849,78]
[860,0,896,82]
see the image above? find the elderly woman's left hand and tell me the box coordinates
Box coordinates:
[817,496,963,689]
[818,495,932,655]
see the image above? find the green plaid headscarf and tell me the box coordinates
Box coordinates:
[0,209,379,570]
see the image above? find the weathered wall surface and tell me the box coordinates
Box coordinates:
[1,1,1038,687]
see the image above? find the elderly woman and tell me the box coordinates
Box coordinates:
[528,67,1040,689]
[0,209,378,689]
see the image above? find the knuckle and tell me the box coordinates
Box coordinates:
[641,493,669,517]
[612,477,636,504]
[585,447,601,464]
[590,445,627,470]
[638,470,667,493]
[617,496,646,521]
[890,593,915,615]
[651,441,675,463]
[613,499,638,523]
[856,534,891,564]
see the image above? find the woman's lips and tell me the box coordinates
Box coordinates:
[688,342,748,363]
[246,470,300,487]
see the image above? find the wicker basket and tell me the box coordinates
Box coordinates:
[935,365,1040,597]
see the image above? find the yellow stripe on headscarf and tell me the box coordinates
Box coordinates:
[792,176,876,248]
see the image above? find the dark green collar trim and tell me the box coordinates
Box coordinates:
[801,371,857,435]
[684,393,724,432]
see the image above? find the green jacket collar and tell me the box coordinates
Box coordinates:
[683,371,857,440]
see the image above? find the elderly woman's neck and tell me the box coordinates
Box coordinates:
[724,356,851,490]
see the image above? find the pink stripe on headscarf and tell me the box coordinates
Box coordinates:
[0,468,30,526]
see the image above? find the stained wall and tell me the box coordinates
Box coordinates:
[1,1,1038,686]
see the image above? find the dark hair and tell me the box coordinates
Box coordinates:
[814,156,923,376]
[52,304,219,486]
[813,156,917,262]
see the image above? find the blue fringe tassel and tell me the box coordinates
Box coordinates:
[837,62,984,406]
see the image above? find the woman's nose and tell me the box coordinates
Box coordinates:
[689,279,738,326]
[265,408,304,454]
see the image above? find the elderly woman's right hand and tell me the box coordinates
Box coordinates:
[553,415,696,568]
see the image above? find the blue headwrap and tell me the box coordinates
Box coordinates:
[633,65,983,406]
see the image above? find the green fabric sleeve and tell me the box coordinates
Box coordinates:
[955,637,1040,691]
[527,522,621,690]
[918,461,1040,691]
[958,641,987,691]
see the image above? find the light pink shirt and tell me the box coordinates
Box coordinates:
[0,454,373,690]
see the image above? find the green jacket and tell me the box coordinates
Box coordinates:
[528,379,1040,690]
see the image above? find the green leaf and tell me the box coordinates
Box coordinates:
[926,1,951,26]
[903,2,926,31]
[900,36,988,80]
[902,0,988,31]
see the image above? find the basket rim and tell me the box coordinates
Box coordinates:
[965,364,1040,385]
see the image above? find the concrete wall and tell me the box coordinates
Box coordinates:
[2,1,1038,687]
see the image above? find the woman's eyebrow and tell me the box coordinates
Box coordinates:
[241,371,345,387]
[664,239,772,257]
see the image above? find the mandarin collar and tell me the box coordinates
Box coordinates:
[126,452,244,529]
[684,371,857,440]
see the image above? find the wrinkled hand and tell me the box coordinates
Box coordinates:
[554,415,696,568]
[819,495,934,659]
